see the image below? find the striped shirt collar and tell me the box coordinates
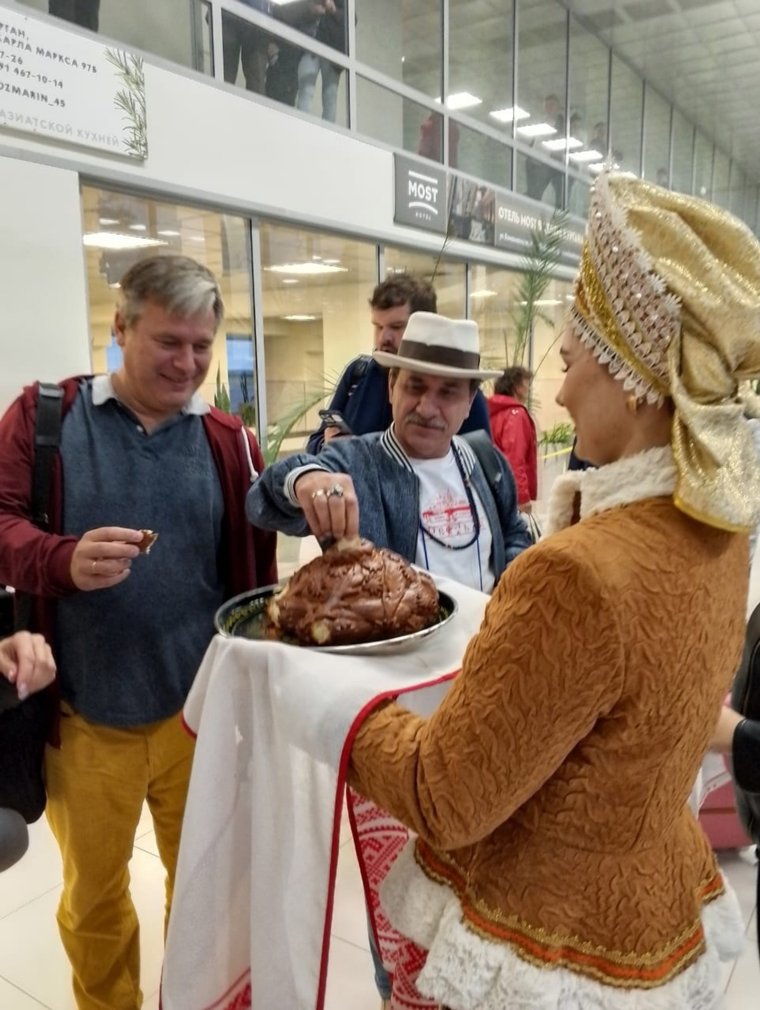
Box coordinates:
[381,424,477,474]
[91,374,210,415]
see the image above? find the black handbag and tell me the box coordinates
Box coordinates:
[730,600,760,960]
[0,383,63,823]
[731,601,760,840]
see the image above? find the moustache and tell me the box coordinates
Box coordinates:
[405,414,446,431]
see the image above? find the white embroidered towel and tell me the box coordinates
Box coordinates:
[161,575,489,1010]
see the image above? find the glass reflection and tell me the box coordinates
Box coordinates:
[693,132,713,201]
[357,76,441,160]
[259,221,378,573]
[643,86,670,186]
[671,110,694,195]
[730,165,745,218]
[294,0,347,123]
[568,20,609,210]
[516,1,569,207]
[23,0,213,73]
[222,7,274,97]
[383,248,465,318]
[713,149,730,209]
[80,185,254,423]
[355,0,442,100]
[448,0,513,131]
[259,221,378,455]
[221,5,348,123]
[610,56,642,176]
[468,262,572,445]
[455,123,511,189]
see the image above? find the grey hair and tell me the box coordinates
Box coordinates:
[117,254,224,328]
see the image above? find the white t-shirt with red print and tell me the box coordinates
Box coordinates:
[410,448,494,594]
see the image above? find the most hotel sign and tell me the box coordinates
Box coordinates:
[393,153,584,269]
[0,7,147,159]
[394,154,447,234]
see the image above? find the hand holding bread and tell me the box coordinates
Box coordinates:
[70,526,156,591]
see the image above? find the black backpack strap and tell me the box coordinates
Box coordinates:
[461,430,502,500]
[345,354,371,401]
[13,383,64,633]
[30,383,64,531]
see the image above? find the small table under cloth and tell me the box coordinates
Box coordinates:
[160,575,490,1010]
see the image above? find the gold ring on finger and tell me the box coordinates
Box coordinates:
[311,488,327,500]
[327,484,344,499]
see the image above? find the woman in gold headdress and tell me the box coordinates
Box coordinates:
[347,173,760,1009]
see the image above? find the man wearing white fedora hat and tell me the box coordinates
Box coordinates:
[305,273,491,454]
[247,312,530,595]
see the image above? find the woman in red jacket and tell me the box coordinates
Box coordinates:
[488,366,537,510]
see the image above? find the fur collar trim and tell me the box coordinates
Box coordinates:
[545,446,676,535]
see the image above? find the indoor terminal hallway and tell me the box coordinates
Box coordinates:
[0,801,756,1010]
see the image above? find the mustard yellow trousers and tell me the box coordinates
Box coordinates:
[45,705,194,1010]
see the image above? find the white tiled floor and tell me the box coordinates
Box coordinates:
[0,800,756,1010]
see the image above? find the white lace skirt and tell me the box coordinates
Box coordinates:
[381,841,745,1010]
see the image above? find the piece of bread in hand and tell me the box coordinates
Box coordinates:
[137,529,158,554]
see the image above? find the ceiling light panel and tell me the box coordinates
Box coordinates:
[445,91,482,110]
[265,263,348,276]
[542,137,584,151]
[82,232,168,251]
[489,105,530,124]
[517,123,558,138]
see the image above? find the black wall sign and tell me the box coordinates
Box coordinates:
[393,154,447,234]
[393,154,584,268]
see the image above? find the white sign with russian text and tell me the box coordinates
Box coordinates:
[0,7,147,159]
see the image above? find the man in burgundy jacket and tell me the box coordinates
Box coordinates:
[0,255,276,1010]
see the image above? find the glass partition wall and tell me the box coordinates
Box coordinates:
[81,186,255,425]
[20,0,759,233]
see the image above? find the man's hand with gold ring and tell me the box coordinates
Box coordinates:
[69,527,144,593]
[295,471,358,542]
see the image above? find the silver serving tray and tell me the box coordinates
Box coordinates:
[214,584,457,656]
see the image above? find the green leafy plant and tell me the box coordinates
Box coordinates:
[215,364,332,466]
[263,388,329,466]
[506,209,568,367]
[105,49,147,158]
[238,375,257,429]
[213,365,231,414]
[539,421,574,447]
[430,177,460,284]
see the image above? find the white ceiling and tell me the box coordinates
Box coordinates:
[563,0,760,183]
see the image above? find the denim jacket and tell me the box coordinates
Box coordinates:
[246,426,531,583]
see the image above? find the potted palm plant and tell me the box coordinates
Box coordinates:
[214,365,330,467]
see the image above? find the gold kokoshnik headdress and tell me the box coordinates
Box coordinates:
[571,172,760,532]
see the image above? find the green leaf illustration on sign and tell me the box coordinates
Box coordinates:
[105,48,147,159]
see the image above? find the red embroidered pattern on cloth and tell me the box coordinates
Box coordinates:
[206,971,251,1010]
[348,788,436,1010]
